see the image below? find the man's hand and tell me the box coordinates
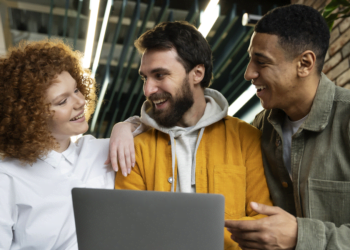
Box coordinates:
[225,202,297,250]
[105,122,136,176]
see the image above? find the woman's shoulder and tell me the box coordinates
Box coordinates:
[74,135,110,157]
[0,157,29,177]
[75,134,109,147]
[1,156,22,167]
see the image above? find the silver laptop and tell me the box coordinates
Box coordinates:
[72,188,225,250]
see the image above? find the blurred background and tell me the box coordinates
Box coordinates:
[0,0,349,138]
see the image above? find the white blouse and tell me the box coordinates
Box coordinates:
[0,135,115,250]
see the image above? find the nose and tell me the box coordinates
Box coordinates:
[74,91,86,109]
[143,78,158,98]
[244,60,259,81]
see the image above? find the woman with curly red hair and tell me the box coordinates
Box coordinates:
[0,39,131,249]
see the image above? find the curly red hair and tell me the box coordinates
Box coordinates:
[0,39,97,164]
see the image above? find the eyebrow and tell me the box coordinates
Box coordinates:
[254,52,272,61]
[139,67,171,76]
[52,93,68,103]
[51,82,78,103]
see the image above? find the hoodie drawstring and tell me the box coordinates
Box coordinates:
[168,131,176,192]
[191,128,205,185]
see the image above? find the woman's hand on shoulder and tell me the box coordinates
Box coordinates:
[105,122,137,176]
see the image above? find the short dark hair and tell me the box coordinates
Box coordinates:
[134,21,213,88]
[255,4,330,74]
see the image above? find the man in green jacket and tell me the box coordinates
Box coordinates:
[225,4,350,250]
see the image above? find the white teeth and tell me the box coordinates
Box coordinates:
[70,113,84,121]
[153,99,167,105]
[255,85,267,90]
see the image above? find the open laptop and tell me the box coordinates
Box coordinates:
[72,188,225,250]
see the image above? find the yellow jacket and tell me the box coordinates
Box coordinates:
[116,116,272,249]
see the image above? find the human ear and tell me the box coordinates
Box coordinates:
[191,64,205,85]
[297,50,316,78]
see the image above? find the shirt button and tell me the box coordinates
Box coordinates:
[282,182,288,188]
[275,139,281,147]
[168,177,173,184]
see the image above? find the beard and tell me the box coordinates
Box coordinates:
[147,76,194,128]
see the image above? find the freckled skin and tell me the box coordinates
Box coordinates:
[45,71,88,151]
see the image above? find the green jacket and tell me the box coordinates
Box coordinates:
[253,73,350,249]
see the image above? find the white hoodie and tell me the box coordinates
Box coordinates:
[135,88,229,193]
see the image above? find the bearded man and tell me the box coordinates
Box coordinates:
[115,21,272,249]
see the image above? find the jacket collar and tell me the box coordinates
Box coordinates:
[302,73,335,132]
[268,73,335,132]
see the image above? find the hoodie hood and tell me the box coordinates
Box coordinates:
[139,88,229,193]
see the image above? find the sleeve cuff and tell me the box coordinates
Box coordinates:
[296,217,325,250]
[133,124,150,137]
[124,115,141,125]
[124,116,150,137]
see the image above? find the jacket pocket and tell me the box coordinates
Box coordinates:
[308,178,350,227]
[213,165,246,218]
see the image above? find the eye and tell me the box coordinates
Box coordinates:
[140,76,147,83]
[257,61,265,65]
[156,73,164,79]
[58,99,67,105]
[74,88,79,93]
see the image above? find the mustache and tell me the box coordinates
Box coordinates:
[147,92,172,103]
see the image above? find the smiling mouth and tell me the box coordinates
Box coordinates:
[256,85,267,92]
[153,98,168,106]
[70,112,85,121]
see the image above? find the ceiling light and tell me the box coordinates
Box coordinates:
[90,75,109,132]
[242,13,261,27]
[228,85,256,116]
[239,101,263,123]
[198,0,220,37]
[83,0,101,68]
[91,0,113,78]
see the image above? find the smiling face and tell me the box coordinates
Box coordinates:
[45,71,89,142]
[245,32,299,110]
[140,48,194,127]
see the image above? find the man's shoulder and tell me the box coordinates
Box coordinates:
[251,109,272,130]
[330,86,350,129]
[135,128,157,139]
[134,128,167,146]
[223,115,256,127]
[221,116,262,136]
[320,73,350,103]
[334,85,350,104]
